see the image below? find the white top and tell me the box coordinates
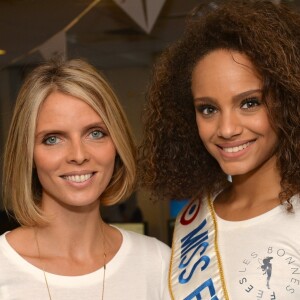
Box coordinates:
[216,195,300,299]
[0,227,171,299]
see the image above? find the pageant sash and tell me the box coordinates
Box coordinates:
[169,196,229,300]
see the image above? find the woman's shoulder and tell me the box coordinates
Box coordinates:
[2,227,35,257]
[117,227,170,258]
[0,228,33,267]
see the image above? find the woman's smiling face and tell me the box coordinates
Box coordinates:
[33,91,116,209]
[192,49,278,176]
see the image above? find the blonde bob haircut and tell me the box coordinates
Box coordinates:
[3,58,136,226]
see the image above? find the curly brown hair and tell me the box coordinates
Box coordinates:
[138,0,300,205]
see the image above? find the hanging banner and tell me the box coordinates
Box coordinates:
[39,31,66,60]
[146,0,166,33]
[113,0,147,32]
[10,0,101,66]
[113,0,166,34]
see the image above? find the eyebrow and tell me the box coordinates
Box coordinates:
[194,89,262,103]
[35,121,107,138]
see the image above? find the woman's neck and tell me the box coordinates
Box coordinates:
[215,155,282,221]
[39,194,104,240]
[31,214,121,276]
[36,212,104,256]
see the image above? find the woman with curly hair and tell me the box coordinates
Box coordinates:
[139,0,300,299]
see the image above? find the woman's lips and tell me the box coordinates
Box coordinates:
[62,173,94,183]
[222,141,252,153]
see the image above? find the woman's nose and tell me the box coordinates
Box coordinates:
[217,112,242,139]
[67,139,89,164]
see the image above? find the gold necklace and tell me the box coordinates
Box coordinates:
[35,223,107,300]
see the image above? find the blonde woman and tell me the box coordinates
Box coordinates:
[0,58,171,299]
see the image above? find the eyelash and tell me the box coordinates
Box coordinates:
[196,97,262,117]
[42,136,61,145]
[195,104,218,117]
[88,129,106,139]
[240,97,261,109]
[42,129,106,146]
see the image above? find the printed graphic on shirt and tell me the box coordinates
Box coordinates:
[260,257,273,289]
[237,245,300,299]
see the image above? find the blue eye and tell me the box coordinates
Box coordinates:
[89,130,104,139]
[43,136,61,145]
[241,97,261,109]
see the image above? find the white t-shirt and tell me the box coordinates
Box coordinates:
[0,227,171,300]
[217,195,300,299]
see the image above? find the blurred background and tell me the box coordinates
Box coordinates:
[0,0,298,244]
